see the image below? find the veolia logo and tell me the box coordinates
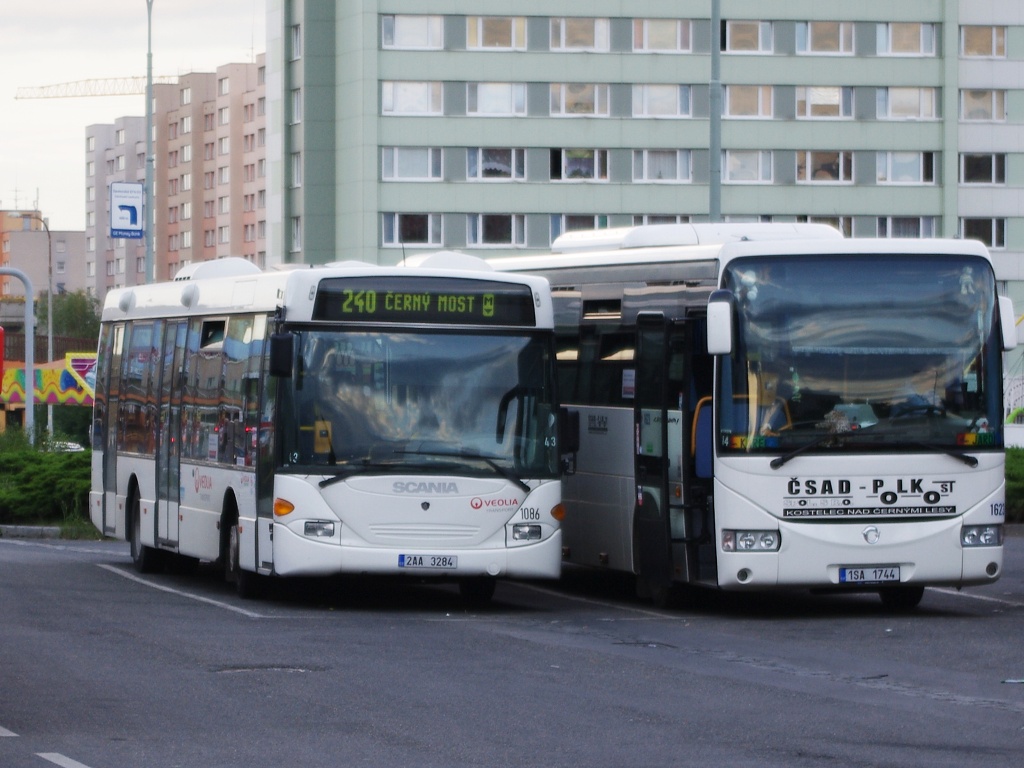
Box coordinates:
[193,468,214,493]
[471,497,520,510]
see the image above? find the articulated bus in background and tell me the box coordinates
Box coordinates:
[90,254,565,602]
[496,224,1017,610]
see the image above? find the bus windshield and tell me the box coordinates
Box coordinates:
[718,253,1003,456]
[277,329,559,479]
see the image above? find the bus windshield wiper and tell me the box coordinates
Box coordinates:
[769,426,878,470]
[769,427,979,470]
[317,459,405,488]
[397,448,530,493]
[907,441,978,468]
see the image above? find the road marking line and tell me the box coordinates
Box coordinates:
[97,564,266,618]
[37,754,94,768]
[0,725,17,737]
[514,581,684,619]
[932,587,1024,608]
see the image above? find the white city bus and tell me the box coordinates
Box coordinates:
[496,224,1016,609]
[90,255,565,601]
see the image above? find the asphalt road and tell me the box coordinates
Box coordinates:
[2,532,1023,768]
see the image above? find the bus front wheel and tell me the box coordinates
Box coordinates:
[879,586,924,612]
[226,522,264,600]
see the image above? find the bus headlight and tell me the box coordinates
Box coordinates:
[304,521,336,539]
[722,529,781,552]
[961,525,1002,547]
[512,524,542,541]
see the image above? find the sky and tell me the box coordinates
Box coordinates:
[1,0,266,231]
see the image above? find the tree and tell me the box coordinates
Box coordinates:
[38,290,101,341]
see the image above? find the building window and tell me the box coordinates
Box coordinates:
[633,215,690,225]
[550,149,608,181]
[633,150,691,183]
[724,150,773,183]
[961,218,1006,249]
[961,90,1006,121]
[961,154,1006,185]
[633,19,691,52]
[180,87,191,105]
[724,21,772,53]
[382,213,442,247]
[382,15,443,49]
[633,84,691,117]
[467,17,526,50]
[796,86,853,118]
[798,215,853,237]
[877,23,936,56]
[218,107,229,126]
[467,148,525,181]
[182,144,191,162]
[467,83,527,116]
[180,172,191,191]
[181,115,191,134]
[796,21,854,54]
[219,166,230,184]
[291,152,302,187]
[382,81,443,115]
[218,196,230,214]
[725,85,773,118]
[382,147,443,180]
[218,77,229,96]
[467,214,526,247]
[797,151,853,183]
[550,83,609,117]
[290,218,301,251]
[182,202,191,220]
[876,87,937,120]
[962,26,1006,58]
[550,215,608,243]
[877,217,937,238]
[876,152,935,184]
[290,24,302,59]
[550,18,609,51]
[218,137,230,155]
[291,89,303,123]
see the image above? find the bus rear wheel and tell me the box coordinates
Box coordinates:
[878,585,924,612]
[129,492,160,573]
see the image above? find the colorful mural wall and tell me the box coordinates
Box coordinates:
[1,353,96,407]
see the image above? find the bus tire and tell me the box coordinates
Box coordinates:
[879,586,924,612]
[129,490,160,574]
[459,577,496,607]
[227,521,264,600]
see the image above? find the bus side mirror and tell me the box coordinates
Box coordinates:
[269,333,294,377]
[706,290,735,356]
[999,295,1017,351]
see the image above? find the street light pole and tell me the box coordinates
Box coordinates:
[145,0,155,285]
[8,212,52,437]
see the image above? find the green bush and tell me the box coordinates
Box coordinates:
[0,447,91,525]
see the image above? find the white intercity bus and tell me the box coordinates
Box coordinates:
[90,255,565,602]
[496,224,1016,609]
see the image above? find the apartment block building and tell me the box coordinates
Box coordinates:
[85,56,266,302]
[265,0,1024,301]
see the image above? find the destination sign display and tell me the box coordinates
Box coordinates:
[312,277,537,326]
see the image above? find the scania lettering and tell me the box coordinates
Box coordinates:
[90,255,565,603]
[496,223,1015,610]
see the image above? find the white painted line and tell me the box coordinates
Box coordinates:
[0,725,17,737]
[97,564,266,619]
[37,754,94,768]
[931,587,1024,608]
[514,581,684,619]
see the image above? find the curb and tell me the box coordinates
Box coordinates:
[0,525,62,540]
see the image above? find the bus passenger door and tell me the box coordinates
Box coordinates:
[156,321,186,547]
[633,315,675,601]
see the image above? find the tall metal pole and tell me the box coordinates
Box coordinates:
[145,0,155,284]
[709,0,722,222]
[0,268,35,444]
[10,212,51,435]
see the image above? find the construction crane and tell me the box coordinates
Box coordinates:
[15,76,177,99]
